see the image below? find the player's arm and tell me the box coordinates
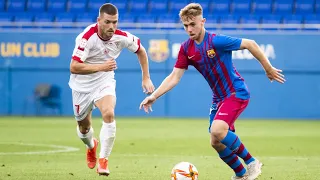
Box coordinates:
[152,67,185,99]
[240,39,273,72]
[140,44,188,113]
[136,45,150,79]
[214,35,274,72]
[150,44,188,99]
[124,31,154,93]
[240,39,285,83]
[70,37,116,75]
[139,68,185,113]
[70,59,116,75]
[135,45,155,93]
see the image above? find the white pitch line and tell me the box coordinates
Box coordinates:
[0,142,79,155]
[56,153,319,160]
[114,153,318,160]
[0,143,317,160]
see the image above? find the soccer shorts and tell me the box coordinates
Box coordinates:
[208,94,249,132]
[72,80,116,121]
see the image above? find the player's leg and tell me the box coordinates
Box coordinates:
[72,90,99,169]
[208,104,247,179]
[210,122,248,180]
[211,94,262,179]
[94,95,116,176]
[93,82,117,176]
[212,122,262,180]
[77,111,94,148]
[77,111,99,169]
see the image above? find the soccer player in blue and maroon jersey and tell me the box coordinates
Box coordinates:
[140,3,285,180]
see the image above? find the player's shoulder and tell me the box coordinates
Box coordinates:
[114,29,129,37]
[112,29,139,44]
[213,33,236,40]
[211,33,230,43]
[75,24,98,48]
[206,32,219,41]
[180,38,195,52]
[77,24,98,41]
[181,39,191,48]
[110,29,131,43]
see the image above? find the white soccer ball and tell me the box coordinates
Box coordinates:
[171,162,199,180]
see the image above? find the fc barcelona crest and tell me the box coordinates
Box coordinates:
[148,39,169,62]
[206,49,216,58]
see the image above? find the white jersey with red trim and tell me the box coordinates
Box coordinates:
[69,23,141,93]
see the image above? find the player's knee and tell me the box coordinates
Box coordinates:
[78,125,90,134]
[77,117,91,134]
[210,137,225,151]
[101,108,115,122]
[210,127,226,140]
[210,137,220,148]
[210,120,229,140]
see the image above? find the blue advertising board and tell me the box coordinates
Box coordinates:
[0,29,319,119]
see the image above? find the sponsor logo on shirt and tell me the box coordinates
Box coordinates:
[79,38,88,49]
[75,49,84,58]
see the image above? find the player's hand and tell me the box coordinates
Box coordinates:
[265,66,286,83]
[142,78,155,94]
[139,95,156,113]
[101,58,117,71]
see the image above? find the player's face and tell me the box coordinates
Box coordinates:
[182,15,205,40]
[97,13,118,39]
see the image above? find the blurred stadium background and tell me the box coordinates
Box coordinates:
[0,0,320,179]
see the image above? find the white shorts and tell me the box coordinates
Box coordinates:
[72,80,116,121]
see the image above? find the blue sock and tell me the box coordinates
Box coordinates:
[218,147,246,177]
[221,130,255,165]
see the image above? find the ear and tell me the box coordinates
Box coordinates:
[202,18,206,24]
[97,16,100,24]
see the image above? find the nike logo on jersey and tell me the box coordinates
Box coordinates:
[188,55,195,59]
[218,112,228,116]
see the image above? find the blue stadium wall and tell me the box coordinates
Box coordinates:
[0,29,319,119]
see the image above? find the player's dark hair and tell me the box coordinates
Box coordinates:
[99,3,118,16]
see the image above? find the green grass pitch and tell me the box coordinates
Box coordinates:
[0,117,319,180]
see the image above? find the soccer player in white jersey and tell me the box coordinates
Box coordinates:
[68,3,155,176]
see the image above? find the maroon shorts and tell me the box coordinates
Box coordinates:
[209,94,249,132]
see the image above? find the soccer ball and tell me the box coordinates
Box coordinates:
[171,162,199,180]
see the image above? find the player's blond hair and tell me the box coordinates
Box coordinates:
[179,3,203,21]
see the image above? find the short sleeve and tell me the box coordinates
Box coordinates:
[174,45,189,69]
[213,34,242,51]
[122,31,141,53]
[71,36,92,63]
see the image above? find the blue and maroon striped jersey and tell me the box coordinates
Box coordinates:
[175,31,250,103]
